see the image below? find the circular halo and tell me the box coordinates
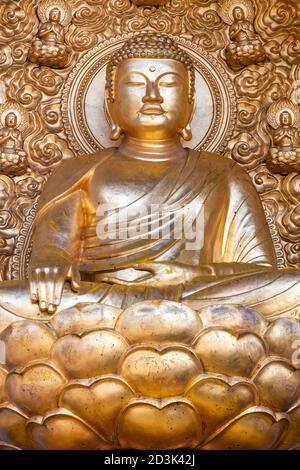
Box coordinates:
[0,100,28,132]
[62,33,236,155]
[219,0,255,25]
[37,0,72,26]
[267,98,300,129]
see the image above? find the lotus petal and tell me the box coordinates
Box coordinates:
[5,362,65,415]
[116,300,202,344]
[264,318,300,368]
[59,376,135,443]
[0,321,56,368]
[51,303,121,337]
[120,346,202,398]
[51,329,129,379]
[0,440,20,450]
[202,407,288,450]
[253,359,300,412]
[0,404,33,449]
[193,329,266,376]
[185,375,258,438]
[276,403,300,449]
[118,399,202,449]
[199,305,267,336]
[27,408,109,450]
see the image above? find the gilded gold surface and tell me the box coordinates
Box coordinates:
[0,0,299,277]
[267,98,300,174]
[28,0,73,68]
[219,0,266,71]
[0,0,299,451]
[0,32,299,320]
[0,301,300,450]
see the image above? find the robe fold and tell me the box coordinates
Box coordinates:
[1,148,299,322]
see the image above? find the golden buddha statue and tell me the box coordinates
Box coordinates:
[0,102,28,177]
[28,0,72,69]
[0,32,299,331]
[267,98,300,174]
[0,32,300,452]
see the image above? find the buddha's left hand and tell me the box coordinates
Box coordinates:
[97,261,215,288]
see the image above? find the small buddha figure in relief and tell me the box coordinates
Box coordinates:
[220,1,266,70]
[28,1,72,68]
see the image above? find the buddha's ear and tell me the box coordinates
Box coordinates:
[110,123,123,141]
[180,99,194,141]
[104,88,123,141]
[180,123,192,141]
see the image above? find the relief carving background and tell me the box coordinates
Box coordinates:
[0,0,299,280]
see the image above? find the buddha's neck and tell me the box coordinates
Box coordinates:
[117,136,187,161]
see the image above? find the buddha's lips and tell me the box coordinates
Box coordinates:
[140,104,165,116]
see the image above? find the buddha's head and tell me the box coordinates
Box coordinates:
[232,6,246,22]
[279,110,293,127]
[5,112,17,128]
[106,33,195,141]
[49,7,61,23]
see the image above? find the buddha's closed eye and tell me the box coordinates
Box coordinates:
[159,81,178,87]
[126,80,146,86]
[126,81,146,87]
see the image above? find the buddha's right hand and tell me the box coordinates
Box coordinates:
[29,264,81,314]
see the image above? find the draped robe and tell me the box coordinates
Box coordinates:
[0,148,300,326]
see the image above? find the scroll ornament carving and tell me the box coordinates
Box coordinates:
[254,0,300,65]
[132,0,168,5]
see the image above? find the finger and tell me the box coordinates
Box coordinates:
[133,262,157,273]
[96,275,133,286]
[46,268,57,313]
[53,275,65,308]
[70,267,81,292]
[29,268,38,303]
[47,303,57,315]
[37,269,48,312]
[37,268,48,312]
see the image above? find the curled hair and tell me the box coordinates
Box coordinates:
[106,33,195,104]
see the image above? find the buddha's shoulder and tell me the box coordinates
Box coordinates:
[191,149,239,173]
[57,148,114,175]
[47,148,114,185]
[38,149,114,208]
[193,150,254,189]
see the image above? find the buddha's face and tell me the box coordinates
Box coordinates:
[5,113,17,128]
[49,8,61,23]
[280,111,292,127]
[109,58,193,141]
[233,7,245,21]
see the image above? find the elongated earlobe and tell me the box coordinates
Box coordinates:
[110,123,122,141]
[180,124,192,141]
[104,88,122,141]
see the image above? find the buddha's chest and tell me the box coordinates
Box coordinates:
[86,158,177,210]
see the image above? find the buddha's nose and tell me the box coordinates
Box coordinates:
[142,81,163,104]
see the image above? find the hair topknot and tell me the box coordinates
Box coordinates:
[106,33,195,103]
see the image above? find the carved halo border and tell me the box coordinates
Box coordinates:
[61,33,237,156]
[11,203,36,280]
